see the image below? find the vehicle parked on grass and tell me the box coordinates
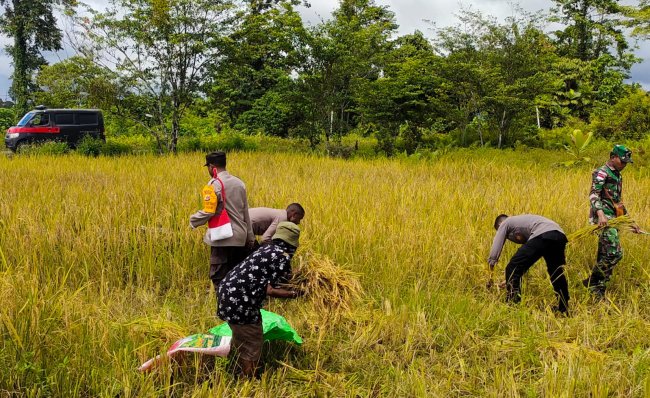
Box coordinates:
[4,106,105,152]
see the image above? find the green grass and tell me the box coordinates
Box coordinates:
[0,149,649,396]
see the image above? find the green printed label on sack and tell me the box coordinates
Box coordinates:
[174,334,226,349]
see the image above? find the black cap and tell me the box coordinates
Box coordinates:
[204,151,226,166]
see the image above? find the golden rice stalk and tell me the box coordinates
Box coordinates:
[287,251,364,316]
[567,215,636,242]
[122,317,188,341]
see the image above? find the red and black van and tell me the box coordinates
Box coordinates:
[4,106,105,152]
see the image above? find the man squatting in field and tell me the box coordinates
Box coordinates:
[190,151,255,295]
[583,145,641,298]
[249,203,305,247]
[218,221,302,377]
[488,214,570,314]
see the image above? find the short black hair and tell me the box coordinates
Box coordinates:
[494,214,508,230]
[286,203,305,215]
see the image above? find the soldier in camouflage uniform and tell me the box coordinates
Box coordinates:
[583,145,640,297]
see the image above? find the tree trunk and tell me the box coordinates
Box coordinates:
[154,131,164,155]
[577,0,590,61]
[12,18,29,118]
[498,109,507,149]
[328,109,333,142]
[339,106,344,137]
[170,103,180,154]
[461,125,467,146]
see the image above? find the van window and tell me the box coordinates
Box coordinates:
[16,112,50,127]
[17,112,36,126]
[31,113,50,126]
[77,113,98,125]
[16,112,49,126]
[55,113,74,125]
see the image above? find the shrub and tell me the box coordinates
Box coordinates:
[557,129,593,167]
[538,128,570,150]
[0,108,15,132]
[76,136,104,157]
[18,141,70,155]
[176,136,202,152]
[235,91,292,137]
[325,142,355,159]
[248,134,312,154]
[591,88,650,140]
[218,132,256,152]
[179,111,218,137]
[420,129,455,150]
[103,114,142,136]
[101,140,133,156]
[199,133,257,152]
[538,117,590,149]
[109,135,157,154]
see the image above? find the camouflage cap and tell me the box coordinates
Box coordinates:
[611,145,633,163]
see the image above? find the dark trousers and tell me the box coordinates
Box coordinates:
[209,246,252,292]
[505,231,569,311]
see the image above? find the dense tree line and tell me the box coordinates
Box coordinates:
[2,0,650,154]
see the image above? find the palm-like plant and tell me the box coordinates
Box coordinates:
[560,129,593,166]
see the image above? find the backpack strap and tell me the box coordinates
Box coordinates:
[214,175,227,207]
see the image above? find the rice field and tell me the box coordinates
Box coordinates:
[1,149,650,397]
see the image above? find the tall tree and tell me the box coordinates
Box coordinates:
[550,0,637,109]
[206,1,308,130]
[245,0,308,14]
[355,31,447,155]
[34,56,119,109]
[0,0,75,117]
[80,0,231,153]
[435,10,560,146]
[551,0,628,62]
[297,0,397,143]
[621,0,650,38]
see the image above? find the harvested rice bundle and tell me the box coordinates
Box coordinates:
[567,215,637,242]
[124,317,188,341]
[287,251,363,315]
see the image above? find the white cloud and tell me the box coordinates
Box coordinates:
[298,0,548,34]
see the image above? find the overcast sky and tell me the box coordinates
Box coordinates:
[0,0,647,102]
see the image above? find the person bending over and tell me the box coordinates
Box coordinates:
[218,221,302,377]
[488,214,569,314]
[249,203,305,245]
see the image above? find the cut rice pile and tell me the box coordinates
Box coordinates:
[567,215,636,242]
[287,251,364,315]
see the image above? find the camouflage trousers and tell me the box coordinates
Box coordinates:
[585,227,623,293]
